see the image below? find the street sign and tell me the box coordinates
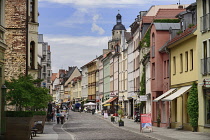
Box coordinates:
[140,95,147,101]
[203,79,210,88]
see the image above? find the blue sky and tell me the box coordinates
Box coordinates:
[38,0,196,73]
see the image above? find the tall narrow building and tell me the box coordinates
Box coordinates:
[5,0,39,80]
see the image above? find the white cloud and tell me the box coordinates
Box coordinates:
[57,8,91,27]
[91,14,105,35]
[43,34,110,72]
[39,0,196,8]
[91,23,105,35]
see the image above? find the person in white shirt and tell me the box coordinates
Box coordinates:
[60,111,65,124]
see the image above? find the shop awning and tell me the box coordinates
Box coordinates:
[162,85,192,101]
[102,97,118,105]
[153,88,176,102]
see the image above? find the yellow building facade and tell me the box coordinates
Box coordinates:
[197,0,210,133]
[87,60,97,102]
[163,27,198,131]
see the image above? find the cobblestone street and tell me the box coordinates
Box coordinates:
[61,111,153,140]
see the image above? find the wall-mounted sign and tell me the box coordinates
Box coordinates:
[110,92,118,97]
[140,95,147,101]
[203,79,210,88]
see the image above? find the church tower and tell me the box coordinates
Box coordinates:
[108,13,126,50]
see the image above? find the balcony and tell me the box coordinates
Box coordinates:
[201,57,210,75]
[200,13,210,33]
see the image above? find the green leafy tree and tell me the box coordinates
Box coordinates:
[6,74,52,111]
[187,82,199,132]
[31,87,52,111]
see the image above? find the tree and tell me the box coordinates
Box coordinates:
[6,74,52,111]
[187,82,199,132]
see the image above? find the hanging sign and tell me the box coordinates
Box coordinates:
[140,95,147,101]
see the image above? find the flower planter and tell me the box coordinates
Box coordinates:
[111,117,115,122]
[119,121,124,126]
[5,116,33,140]
[32,115,47,134]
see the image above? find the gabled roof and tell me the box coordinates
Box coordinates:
[65,67,76,79]
[154,23,180,30]
[162,25,197,49]
[125,32,131,42]
[155,9,185,19]
[51,73,57,82]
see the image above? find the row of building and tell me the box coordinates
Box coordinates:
[51,1,210,133]
[0,0,52,136]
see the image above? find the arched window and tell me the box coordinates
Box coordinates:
[30,0,35,22]
[30,41,35,69]
[152,33,155,58]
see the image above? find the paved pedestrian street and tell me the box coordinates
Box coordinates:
[63,112,153,140]
[33,111,210,140]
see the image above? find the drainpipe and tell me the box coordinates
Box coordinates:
[164,46,171,128]
[26,0,28,76]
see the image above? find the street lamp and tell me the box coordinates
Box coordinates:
[134,89,142,132]
[1,84,7,135]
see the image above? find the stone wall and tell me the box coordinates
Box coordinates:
[5,0,27,81]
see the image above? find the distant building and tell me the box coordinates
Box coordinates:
[38,34,52,92]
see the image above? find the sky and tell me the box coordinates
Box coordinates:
[38,0,196,73]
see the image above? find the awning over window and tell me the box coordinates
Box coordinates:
[153,88,176,102]
[162,85,192,101]
[102,97,118,105]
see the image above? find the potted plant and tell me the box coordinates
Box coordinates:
[157,110,161,127]
[32,111,47,134]
[118,109,124,126]
[5,111,34,140]
[111,116,115,122]
[5,74,52,139]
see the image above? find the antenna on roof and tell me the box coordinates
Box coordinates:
[178,0,180,5]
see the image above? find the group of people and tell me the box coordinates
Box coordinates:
[56,110,68,124]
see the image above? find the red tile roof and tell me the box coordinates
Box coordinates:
[166,25,197,47]
[51,73,57,81]
[142,16,154,23]
[155,9,185,19]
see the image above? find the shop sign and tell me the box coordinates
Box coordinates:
[141,114,152,132]
[110,92,118,97]
[140,95,147,101]
[203,79,210,88]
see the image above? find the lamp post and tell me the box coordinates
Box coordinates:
[134,89,142,132]
[122,95,125,115]
[1,85,7,135]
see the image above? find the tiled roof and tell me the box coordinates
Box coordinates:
[51,73,57,81]
[142,16,154,23]
[154,23,180,30]
[125,32,131,41]
[166,25,197,47]
[155,9,185,19]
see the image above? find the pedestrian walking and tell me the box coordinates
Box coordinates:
[56,111,61,124]
[60,111,65,124]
